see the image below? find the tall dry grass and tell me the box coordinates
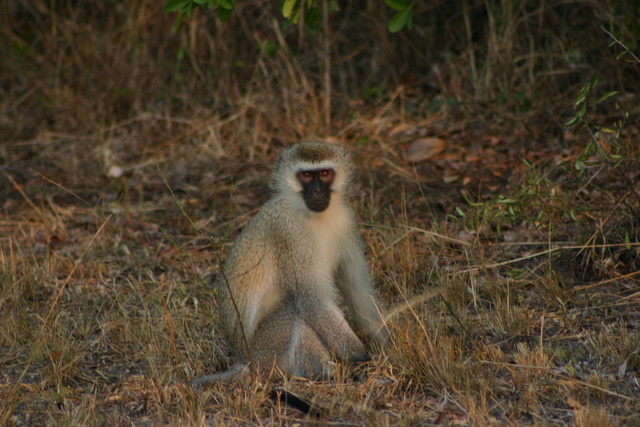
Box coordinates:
[1,0,639,424]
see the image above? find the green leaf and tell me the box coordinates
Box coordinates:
[613,157,624,167]
[385,0,410,11]
[505,268,524,278]
[388,8,412,33]
[595,91,618,105]
[165,0,191,12]
[616,50,628,60]
[305,7,321,33]
[282,0,297,19]
[262,41,276,55]
[291,7,303,24]
[171,9,190,32]
[564,115,579,127]
[595,127,615,133]
[217,6,233,21]
[218,0,234,9]
[584,142,594,157]
[574,76,599,108]
[574,90,587,108]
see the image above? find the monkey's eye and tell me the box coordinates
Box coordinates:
[299,171,313,181]
[318,169,335,181]
[297,171,314,183]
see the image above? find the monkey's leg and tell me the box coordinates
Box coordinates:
[303,303,371,369]
[250,303,333,380]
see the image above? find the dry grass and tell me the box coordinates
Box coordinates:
[2,0,639,425]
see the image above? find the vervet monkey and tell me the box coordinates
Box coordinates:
[192,142,387,385]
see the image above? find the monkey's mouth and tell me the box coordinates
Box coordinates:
[305,198,330,212]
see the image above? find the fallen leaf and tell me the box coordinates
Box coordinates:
[406,137,447,163]
[389,123,415,137]
[443,174,459,183]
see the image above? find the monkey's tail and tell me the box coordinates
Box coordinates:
[270,387,326,418]
[190,363,326,417]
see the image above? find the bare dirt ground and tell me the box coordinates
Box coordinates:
[1,1,639,425]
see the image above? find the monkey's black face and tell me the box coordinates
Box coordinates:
[297,168,335,212]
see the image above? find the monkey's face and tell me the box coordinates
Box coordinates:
[296,168,335,212]
[272,142,353,213]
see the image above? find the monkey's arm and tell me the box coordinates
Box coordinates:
[335,235,388,345]
[218,229,281,354]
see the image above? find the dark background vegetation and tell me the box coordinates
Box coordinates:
[1,0,639,424]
